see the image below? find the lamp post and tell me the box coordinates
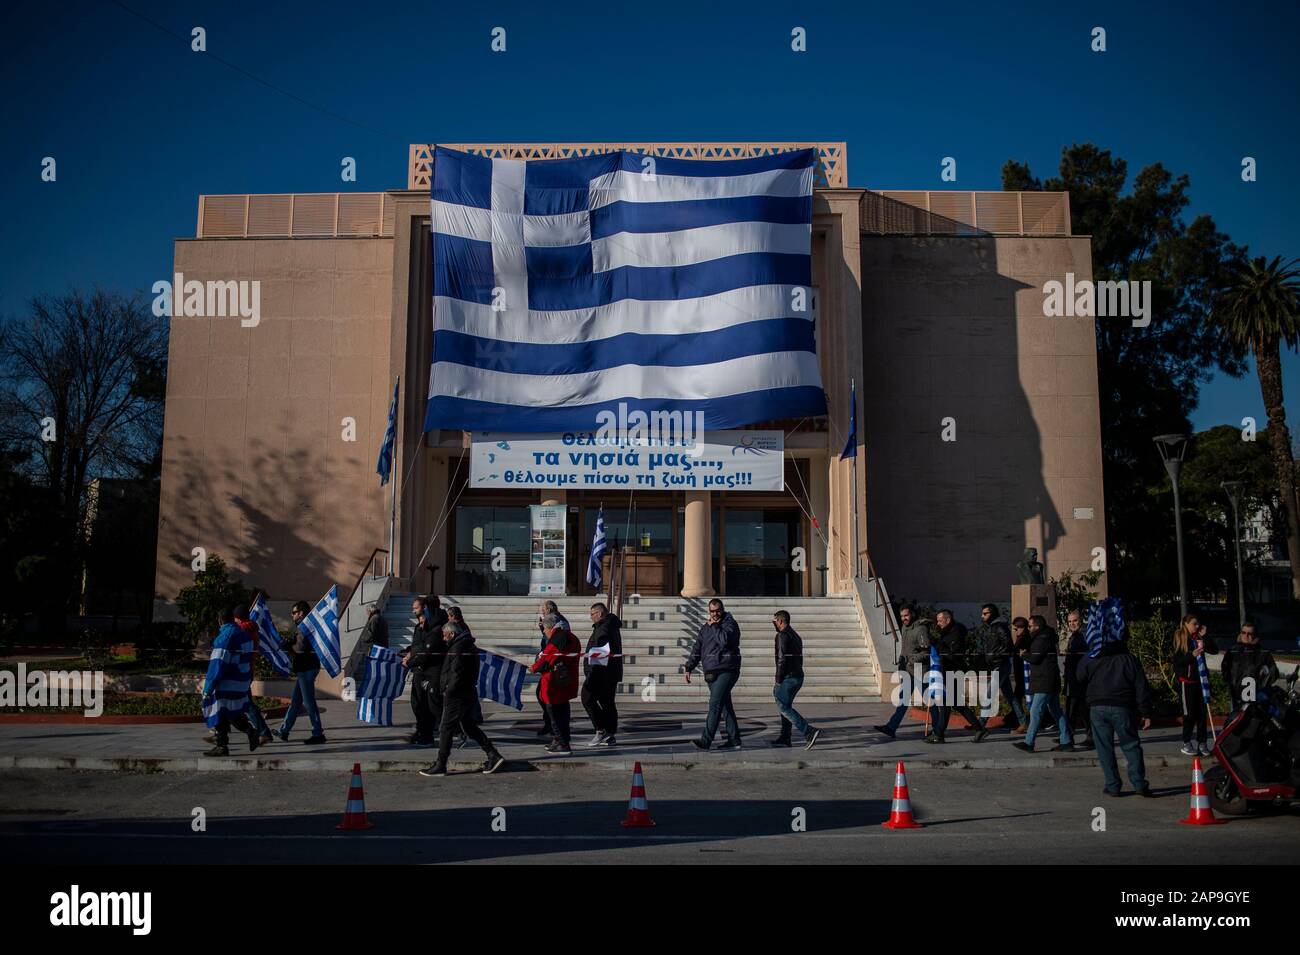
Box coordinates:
[1154,434,1191,618]
[1221,480,1247,627]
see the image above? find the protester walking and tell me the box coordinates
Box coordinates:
[1172,614,1219,756]
[419,622,504,777]
[924,610,989,744]
[232,603,273,744]
[533,600,569,737]
[1221,619,1278,715]
[684,598,743,750]
[447,606,484,738]
[581,602,622,746]
[531,613,582,754]
[970,603,1020,733]
[1013,614,1073,753]
[873,604,932,738]
[402,595,447,746]
[276,600,326,744]
[1076,630,1155,797]
[1062,609,1094,749]
[1008,616,1032,735]
[771,610,820,749]
[202,608,261,757]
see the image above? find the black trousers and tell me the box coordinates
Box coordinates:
[1181,681,1208,743]
[546,702,572,744]
[411,671,441,742]
[581,672,619,735]
[214,712,255,747]
[1065,690,1091,737]
[536,681,552,732]
[436,694,495,764]
[928,705,984,739]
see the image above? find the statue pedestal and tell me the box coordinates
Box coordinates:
[1011,584,1056,628]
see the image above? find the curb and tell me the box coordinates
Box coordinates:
[0,753,1187,774]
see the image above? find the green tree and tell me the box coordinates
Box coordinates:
[173,554,252,645]
[1210,256,1300,600]
[1004,145,1245,604]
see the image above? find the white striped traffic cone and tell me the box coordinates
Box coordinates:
[1179,756,1225,826]
[336,762,375,830]
[881,760,923,829]
[620,761,656,828]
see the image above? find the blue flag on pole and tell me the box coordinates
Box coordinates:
[377,378,399,486]
[587,506,607,589]
[249,594,292,676]
[1196,640,1214,709]
[299,585,341,677]
[840,379,857,461]
[477,649,528,710]
[356,645,409,725]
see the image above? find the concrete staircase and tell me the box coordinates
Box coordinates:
[381,593,881,704]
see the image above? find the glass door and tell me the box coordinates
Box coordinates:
[722,508,802,596]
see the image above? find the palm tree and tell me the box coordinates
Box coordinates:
[1213,255,1300,600]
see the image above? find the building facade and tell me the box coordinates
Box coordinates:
[153,143,1106,614]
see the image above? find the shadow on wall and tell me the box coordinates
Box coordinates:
[861,226,1065,604]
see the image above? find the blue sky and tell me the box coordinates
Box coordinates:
[2,0,1296,430]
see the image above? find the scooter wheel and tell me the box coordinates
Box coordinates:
[1205,765,1251,816]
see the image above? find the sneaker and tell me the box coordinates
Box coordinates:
[923,734,945,744]
[418,762,448,777]
[599,735,617,747]
[1011,724,1029,736]
[482,753,505,774]
[1012,741,1034,753]
[1050,743,1076,753]
[770,737,793,747]
[804,728,821,750]
[586,732,607,748]
[691,738,710,751]
[718,738,743,750]
[1138,785,1156,798]
[872,724,897,739]
[1180,743,1198,756]
[1199,742,1214,757]
[972,727,990,744]
[303,735,327,745]
[1103,788,1121,798]
[204,745,230,757]
[275,729,290,743]
[544,742,572,755]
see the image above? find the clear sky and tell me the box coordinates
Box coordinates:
[2,0,1296,430]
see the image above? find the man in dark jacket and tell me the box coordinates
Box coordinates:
[1076,638,1154,796]
[1013,614,1073,752]
[925,610,989,744]
[1221,620,1278,714]
[419,622,504,777]
[1062,610,1094,749]
[581,602,622,746]
[1008,616,1033,734]
[403,596,447,745]
[874,604,933,738]
[771,610,820,749]
[970,603,1025,732]
[685,598,743,750]
[275,600,326,744]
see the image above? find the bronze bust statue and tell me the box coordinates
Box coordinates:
[1017,547,1045,585]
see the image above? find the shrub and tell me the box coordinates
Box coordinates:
[173,555,253,646]
[1050,569,1104,633]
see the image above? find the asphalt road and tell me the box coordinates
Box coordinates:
[1,764,1296,864]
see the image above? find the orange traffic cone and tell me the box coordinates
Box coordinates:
[336,762,375,830]
[881,760,923,829]
[620,761,656,828]
[1179,756,1225,826]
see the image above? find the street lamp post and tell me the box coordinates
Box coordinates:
[1154,434,1191,618]
[1221,480,1247,627]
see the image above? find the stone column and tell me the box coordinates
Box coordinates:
[681,490,715,597]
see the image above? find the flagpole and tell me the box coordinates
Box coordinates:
[389,375,399,577]
[850,377,860,579]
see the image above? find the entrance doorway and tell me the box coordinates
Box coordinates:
[721,507,802,596]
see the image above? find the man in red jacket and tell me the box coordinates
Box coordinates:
[530,613,581,754]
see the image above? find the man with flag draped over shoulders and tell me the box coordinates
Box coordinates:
[202,607,261,757]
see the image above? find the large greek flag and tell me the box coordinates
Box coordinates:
[356,645,408,725]
[424,146,827,432]
[249,594,293,676]
[300,585,341,677]
[477,649,528,710]
[201,622,253,728]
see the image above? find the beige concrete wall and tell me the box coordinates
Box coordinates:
[859,235,1107,605]
[154,237,395,607]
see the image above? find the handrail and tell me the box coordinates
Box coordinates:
[344,548,390,611]
[865,554,902,667]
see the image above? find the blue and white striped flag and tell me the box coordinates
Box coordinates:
[1023,657,1031,698]
[300,585,341,677]
[477,649,528,710]
[377,377,399,486]
[424,146,827,432]
[249,594,292,676]
[356,645,409,725]
[587,506,607,589]
[1084,596,1126,657]
[201,622,253,728]
[925,644,944,706]
[1196,639,1214,710]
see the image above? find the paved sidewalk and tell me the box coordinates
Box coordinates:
[0,701,1205,773]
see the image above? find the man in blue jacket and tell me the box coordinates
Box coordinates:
[684,598,743,750]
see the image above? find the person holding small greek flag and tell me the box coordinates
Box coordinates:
[1172,614,1219,756]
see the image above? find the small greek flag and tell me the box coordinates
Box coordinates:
[356,645,409,725]
[1023,658,1031,698]
[839,379,857,461]
[925,644,944,706]
[587,506,607,589]
[249,594,292,676]
[477,649,528,710]
[377,378,399,486]
[300,584,341,677]
[1196,640,1213,709]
